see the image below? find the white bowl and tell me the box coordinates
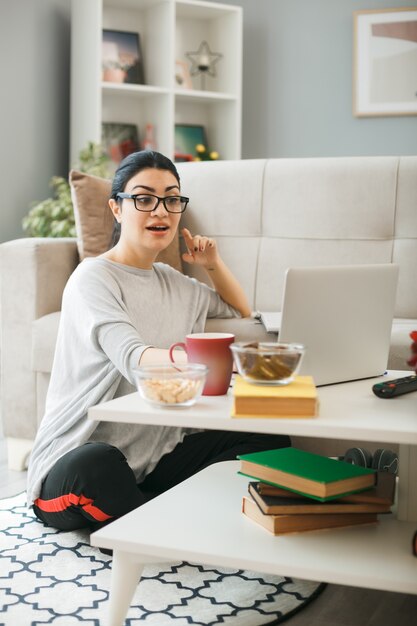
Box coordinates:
[134,364,208,407]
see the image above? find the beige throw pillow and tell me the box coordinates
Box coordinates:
[69,169,183,271]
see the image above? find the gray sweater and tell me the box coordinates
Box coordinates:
[27,258,239,505]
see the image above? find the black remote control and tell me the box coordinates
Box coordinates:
[372,375,417,398]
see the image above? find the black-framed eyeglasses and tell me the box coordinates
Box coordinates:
[116,193,189,213]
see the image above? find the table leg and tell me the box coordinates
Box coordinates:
[107,549,144,626]
[397,444,417,522]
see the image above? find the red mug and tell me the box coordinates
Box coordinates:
[169,333,235,395]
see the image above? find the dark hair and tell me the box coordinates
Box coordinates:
[109,150,181,247]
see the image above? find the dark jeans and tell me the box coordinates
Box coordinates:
[33,430,290,531]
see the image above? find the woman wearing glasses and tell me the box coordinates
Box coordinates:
[27,150,290,533]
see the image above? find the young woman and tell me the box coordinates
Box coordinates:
[27,150,290,531]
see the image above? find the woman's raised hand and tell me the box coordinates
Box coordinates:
[181,227,251,317]
[181,227,219,268]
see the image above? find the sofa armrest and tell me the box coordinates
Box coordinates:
[0,238,79,440]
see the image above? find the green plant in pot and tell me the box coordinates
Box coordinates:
[22,142,111,238]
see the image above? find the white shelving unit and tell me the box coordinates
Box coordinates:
[70,0,242,164]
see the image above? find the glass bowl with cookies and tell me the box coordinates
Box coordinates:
[134,364,208,407]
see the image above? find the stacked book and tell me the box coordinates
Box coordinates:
[238,447,395,535]
[231,375,319,418]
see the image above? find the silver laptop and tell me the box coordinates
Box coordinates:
[260,264,399,386]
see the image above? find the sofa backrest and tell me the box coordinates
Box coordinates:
[177,156,417,318]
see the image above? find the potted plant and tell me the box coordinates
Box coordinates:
[22,143,111,238]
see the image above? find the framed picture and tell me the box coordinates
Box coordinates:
[175,60,193,89]
[102,29,145,85]
[102,123,140,163]
[174,124,207,160]
[353,8,417,117]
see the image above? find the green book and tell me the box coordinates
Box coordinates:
[238,447,376,502]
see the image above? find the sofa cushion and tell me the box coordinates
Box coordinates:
[69,169,183,271]
[256,157,398,311]
[177,159,266,307]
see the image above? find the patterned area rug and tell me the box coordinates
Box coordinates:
[0,493,326,625]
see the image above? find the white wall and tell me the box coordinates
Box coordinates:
[0,0,416,243]
[0,0,70,244]
[208,0,417,159]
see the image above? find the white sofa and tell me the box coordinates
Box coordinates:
[1,156,416,470]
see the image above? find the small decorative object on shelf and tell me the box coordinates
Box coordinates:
[174,153,194,163]
[141,123,157,151]
[174,124,206,159]
[102,29,145,84]
[175,60,193,89]
[174,124,219,162]
[102,123,139,163]
[195,144,219,161]
[185,40,223,90]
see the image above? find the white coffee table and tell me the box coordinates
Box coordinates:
[89,371,417,625]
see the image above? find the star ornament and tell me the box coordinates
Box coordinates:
[185,41,223,78]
